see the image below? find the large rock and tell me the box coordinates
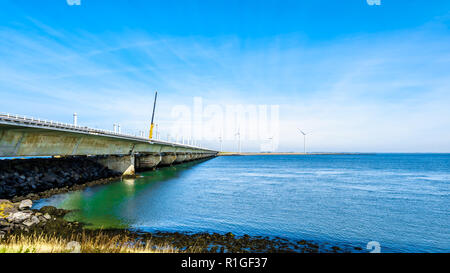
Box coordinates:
[19,199,33,210]
[23,216,40,227]
[7,211,33,223]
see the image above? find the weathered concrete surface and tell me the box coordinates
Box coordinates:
[174,153,187,164]
[95,155,135,176]
[160,153,177,166]
[136,154,162,170]
[185,154,194,161]
[0,123,217,157]
[0,128,134,157]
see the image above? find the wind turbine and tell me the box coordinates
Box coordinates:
[268,136,274,152]
[218,136,223,152]
[235,128,241,153]
[299,129,308,154]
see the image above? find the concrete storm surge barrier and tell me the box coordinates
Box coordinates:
[0,114,218,176]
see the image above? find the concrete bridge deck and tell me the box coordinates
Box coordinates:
[0,113,218,175]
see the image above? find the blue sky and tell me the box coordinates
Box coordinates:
[1,0,450,152]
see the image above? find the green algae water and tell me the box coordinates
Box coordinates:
[34,154,450,253]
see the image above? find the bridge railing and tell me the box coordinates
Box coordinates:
[0,112,212,151]
[0,112,142,139]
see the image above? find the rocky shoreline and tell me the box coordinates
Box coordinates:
[0,157,121,200]
[0,199,75,238]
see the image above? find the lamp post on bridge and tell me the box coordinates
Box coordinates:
[73,113,78,126]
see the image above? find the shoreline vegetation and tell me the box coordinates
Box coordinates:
[0,157,365,254]
[1,231,183,253]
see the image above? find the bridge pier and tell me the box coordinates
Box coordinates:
[174,153,187,164]
[95,152,216,176]
[96,155,136,177]
[136,153,162,170]
[184,153,193,162]
[159,153,177,166]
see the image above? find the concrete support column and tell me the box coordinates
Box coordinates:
[136,153,162,170]
[174,153,187,164]
[96,155,135,177]
[159,153,177,166]
[185,153,193,161]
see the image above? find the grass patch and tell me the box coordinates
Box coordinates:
[0,231,192,253]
